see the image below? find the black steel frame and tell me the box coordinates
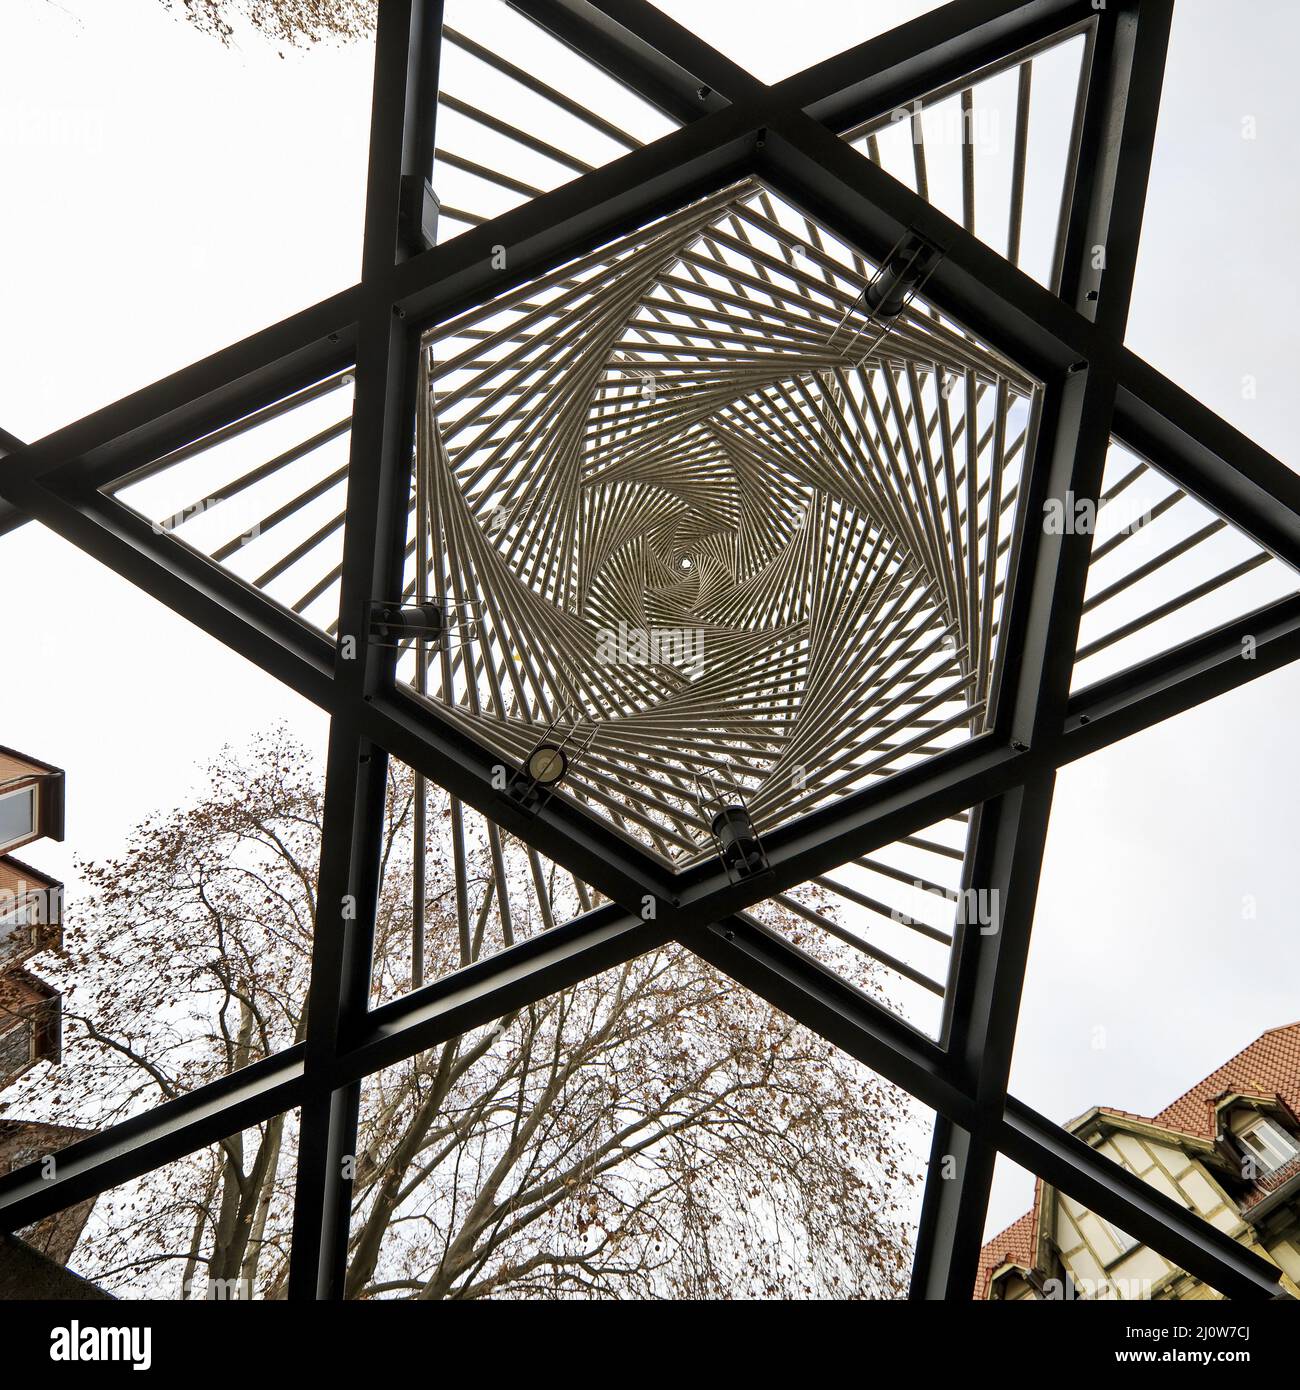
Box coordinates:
[1,0,1297,1301]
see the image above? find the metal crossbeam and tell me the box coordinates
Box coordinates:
[286,0,445,1301]
[910,0,1173,1296]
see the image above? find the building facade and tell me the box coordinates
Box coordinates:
[0,747,65,1087]
[0,747,92,1264]
[977,1023,1300,1300]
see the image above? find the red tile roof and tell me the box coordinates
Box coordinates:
[976,1209,1039,1298]
[1152,1023,1300,1138]
[973,1022,1300,1298]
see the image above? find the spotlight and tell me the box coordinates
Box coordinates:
[710,804,767,879]
[863,233,940,322]
[504,709,597,816]
[526,743,568,787]
[398,174,440,253]
[696,773,770,881]
[828,230,943,359]
[367,599,478,649]
[371,602,447,646]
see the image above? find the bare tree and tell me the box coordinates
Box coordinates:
[161,0,374,47]
[4,730,920,1299]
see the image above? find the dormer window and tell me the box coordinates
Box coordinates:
[1237,1115,1299,1175]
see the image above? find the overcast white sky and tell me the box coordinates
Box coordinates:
[2,0,1298,1251]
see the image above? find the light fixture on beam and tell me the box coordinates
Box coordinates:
[505,707,597,816]
[367,599,478,650]
[863,232,940,321]
[525,743,568,787]
[828,229,941,360]
[398,174,440,254]
[695,772,770,881]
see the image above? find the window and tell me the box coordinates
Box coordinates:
[1238,1116,1300,1175]
[0,784,37,850]
[0,1022,33,1079]
[0,901,32,933]
[0,907,33,970]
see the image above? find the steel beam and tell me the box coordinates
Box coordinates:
[509,0,739,117]
[684,913,970,1124]
[911,776,1056,1298]
[1055,1,1172,328]
[673,734,1023,908]
[3,290,359,493]
[912,0,1173,1300]
[394,104,761,332]
[1115,365,1300,571]
[287,0,445,1302]
[348,902,670,1079]
[0,426,25,537]
[0,1049,305,1233]
[0,482,338,704]
[1064,594,1300,757]
[785,0,1090,130]
[756,110,1090,381]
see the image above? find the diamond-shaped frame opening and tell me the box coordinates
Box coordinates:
[108,369,356,635]
[1070,438,1300,691]
[368,748,612,1006]
[834,22,1091,292]
[748,804,977,1042]
[431,0,681,244]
